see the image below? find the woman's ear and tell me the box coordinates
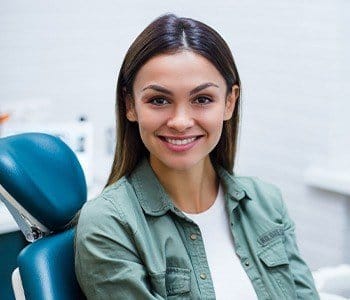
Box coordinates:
[125,94,138,122]
[224,84,239,121]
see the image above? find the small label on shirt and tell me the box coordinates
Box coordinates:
[257,228,284,246]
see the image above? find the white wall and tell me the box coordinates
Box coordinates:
[1,0,349,270]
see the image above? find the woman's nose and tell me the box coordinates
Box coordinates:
[166,107,194,132]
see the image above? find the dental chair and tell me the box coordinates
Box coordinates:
[0,133,87,300]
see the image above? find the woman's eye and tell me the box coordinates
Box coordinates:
[149,98,169,106]
[193,96,212,105]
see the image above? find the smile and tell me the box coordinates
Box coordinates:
[158,135,203,152]
[164,137,196,145]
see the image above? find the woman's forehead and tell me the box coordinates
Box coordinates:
[133,51,226,96]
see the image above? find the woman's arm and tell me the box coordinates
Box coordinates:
[74,196,162,300]
[278,190,320,300]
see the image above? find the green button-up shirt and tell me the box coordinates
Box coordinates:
[74,158,319,299]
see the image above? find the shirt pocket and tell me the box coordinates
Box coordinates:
[257,238,297,299]
[149,267,191,299]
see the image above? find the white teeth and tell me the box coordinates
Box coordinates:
[165,137,196,145]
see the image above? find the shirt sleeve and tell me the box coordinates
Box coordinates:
[277,190,320,300]
[74,196,163,300]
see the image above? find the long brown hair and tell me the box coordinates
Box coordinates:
[106,13,241,186]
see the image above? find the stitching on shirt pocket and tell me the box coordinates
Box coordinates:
[149,267,191,298]
[258,238,289,267]
[165,267,191,296]
[257,239,296,299]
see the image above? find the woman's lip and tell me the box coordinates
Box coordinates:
[158,135,202,152]
[157,135,203,139]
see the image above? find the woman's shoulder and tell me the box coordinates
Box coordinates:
[233,175,286,214]
[234,175,282,197]
[80,177,128,214]
[77,176,141,232]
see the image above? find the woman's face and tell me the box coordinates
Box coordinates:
[127,50,238,172]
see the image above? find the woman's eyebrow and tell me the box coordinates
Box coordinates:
[141,82,219,96]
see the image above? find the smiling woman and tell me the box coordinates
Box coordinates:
[74,13,320,299]
[126,51,237,178]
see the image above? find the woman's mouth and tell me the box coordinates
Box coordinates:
[158,135,203,152]
[164,137,197,145]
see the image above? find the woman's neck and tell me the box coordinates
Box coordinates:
[150,156,219,213]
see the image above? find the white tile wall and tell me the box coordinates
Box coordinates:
[1,0,349,270]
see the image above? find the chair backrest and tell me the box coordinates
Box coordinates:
[0,133,87,300]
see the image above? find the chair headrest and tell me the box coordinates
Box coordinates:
[0,133,87,236]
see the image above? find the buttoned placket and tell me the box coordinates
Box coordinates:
[172,207,216,299]
[228,200,271,300]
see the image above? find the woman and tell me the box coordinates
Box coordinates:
[74,13,319,299]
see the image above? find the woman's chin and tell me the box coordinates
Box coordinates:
[150,155,208,173]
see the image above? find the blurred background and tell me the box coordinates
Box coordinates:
[1,0,349,299]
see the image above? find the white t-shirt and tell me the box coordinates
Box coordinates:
[183,184,258,300]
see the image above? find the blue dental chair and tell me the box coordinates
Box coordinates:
[0,133,87,300]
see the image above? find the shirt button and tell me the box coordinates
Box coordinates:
[200,273,207,280]
[190,233,197,240]
[245,260,250,267]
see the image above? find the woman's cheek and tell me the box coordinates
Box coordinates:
[137,111,161,131]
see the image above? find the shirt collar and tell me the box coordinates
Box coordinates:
[129,158,251,217]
